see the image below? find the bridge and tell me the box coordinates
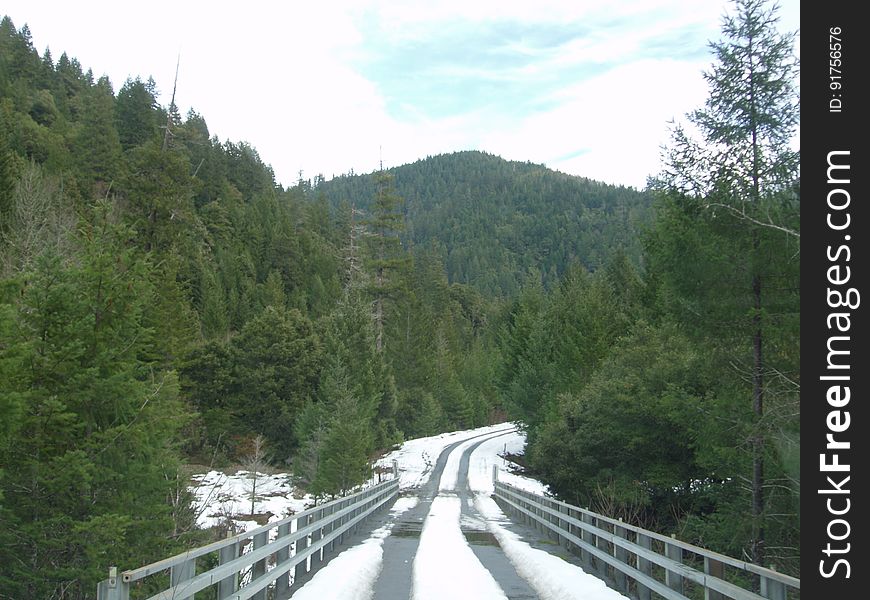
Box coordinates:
[97,427,800,600]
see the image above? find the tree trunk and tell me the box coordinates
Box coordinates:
[751,267,764,571]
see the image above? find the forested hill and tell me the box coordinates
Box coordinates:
[1,3,801,596]
[315,151,652,296]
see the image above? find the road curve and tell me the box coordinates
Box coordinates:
[370,427,539,600]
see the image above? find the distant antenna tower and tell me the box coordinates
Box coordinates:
[379,145,384,171]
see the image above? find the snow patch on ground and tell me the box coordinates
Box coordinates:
[188,423,518,534]
[439,427,517,492]
[189,470,314,532]
[475,494,628,600]
[289,496,419,600]
[412,495,508,600]
[375,422,517,491]
[468,433,627,600]
[467,429,550,496]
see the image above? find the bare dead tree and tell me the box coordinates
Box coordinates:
[162,54,181,152]
[243,435,268,516]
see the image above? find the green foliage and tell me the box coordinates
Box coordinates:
[309,360,375,497]
[0,202,189,597]
[116,77,159,150]
[72,75,122,198]
[229,307,323,459]
[651,0,800,571]
[317,150,652,296]
[0,9,801,587]
[529,323,712,526]
[365,169,411,353]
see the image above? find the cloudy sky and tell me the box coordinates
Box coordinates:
[4,1,798,189]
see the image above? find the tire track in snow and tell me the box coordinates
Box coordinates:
[370,425,517,599]
[403,428,538,599]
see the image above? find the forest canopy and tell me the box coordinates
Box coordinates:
[0,1,799,596]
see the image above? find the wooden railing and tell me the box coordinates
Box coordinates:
[97,468,399,600]
[493,476,799,600]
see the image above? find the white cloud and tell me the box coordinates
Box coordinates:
[3,0,799,188]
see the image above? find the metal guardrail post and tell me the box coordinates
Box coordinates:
[705,556,726,600]
[217,535,240,600]
[565,506,575,553]
[322,503,336,558]
[251,530,268,600]
[97,567,129,600]
[310,506,325,569]
[581,510,595,571]
[665,534,684,594]
[613,519,629,594]
[593,515,608,580]
[549,499,560,544]
[274,522,292,599]
[294,513,311,583]
[636,532,652,600]
[170,557,195,600]
[761,566,787,600]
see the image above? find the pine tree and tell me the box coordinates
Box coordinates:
[73,75,122,198]
[0,200,188,596]
[655,0,799,570]
[0,129,18,235]
[115,77,159,150]
[365,169,409,352]
[316,360,374,496]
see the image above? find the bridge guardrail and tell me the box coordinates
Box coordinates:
[97,463,399,600]
[492,473,799,600]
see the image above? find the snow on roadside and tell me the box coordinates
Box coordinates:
[288,496,419,600]
[413,495,508,600]
[467,430,549,496]
[439,427,517,492]
[469,434,628,600]
[189,470,314,532]
[375,422,517,491]
[188,423,518,534]
[475,495,628,600]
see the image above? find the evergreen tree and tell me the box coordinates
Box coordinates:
[115,76,159,150]
[119,138,196,253]
[228,306,322,460]
[0,201,188,597]
[311,359,374,497]
[654,0,799,570]
[72,75,121,198]
[365,169,410,352]
[0,128,18,234]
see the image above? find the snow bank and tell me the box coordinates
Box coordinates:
[466,431,627,599]
[475,495,628,600]
[189,470,314,532]
[289,496,419,600]
[375,422,517,491]
[467,429,549,496]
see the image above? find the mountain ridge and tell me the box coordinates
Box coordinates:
[314,150,653,296]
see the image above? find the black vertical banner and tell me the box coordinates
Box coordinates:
[802,1,867,596]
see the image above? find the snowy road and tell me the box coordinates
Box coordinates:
[290,424,627,600]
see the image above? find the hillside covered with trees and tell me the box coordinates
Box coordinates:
[0,0,800,597]
[316,150,652,297]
